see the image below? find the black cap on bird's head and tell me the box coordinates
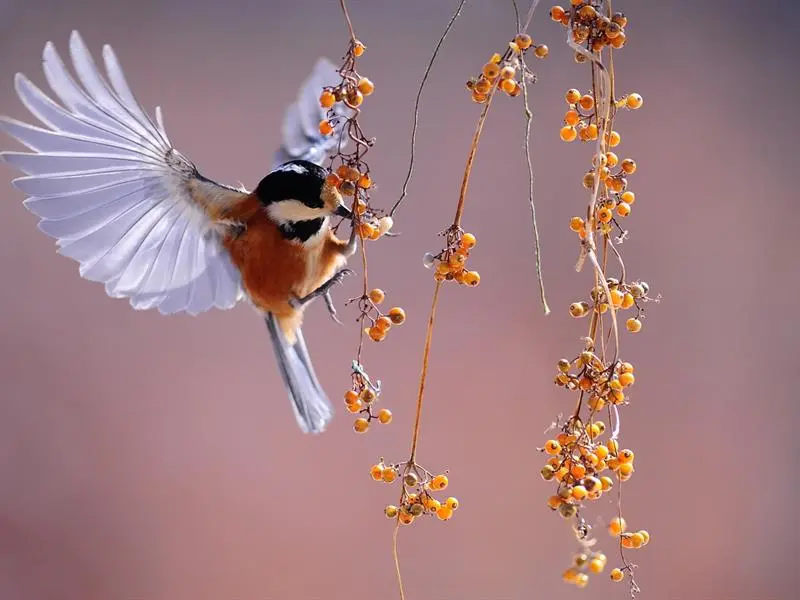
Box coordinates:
[256,160,351,225]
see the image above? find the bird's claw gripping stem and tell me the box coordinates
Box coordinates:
[289,268,354,324]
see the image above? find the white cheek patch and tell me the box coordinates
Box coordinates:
[267,199,326,223]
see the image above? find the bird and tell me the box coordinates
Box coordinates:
[0,31,359,434]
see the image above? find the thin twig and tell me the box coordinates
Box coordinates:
[408,280,442,462]
[522,0,541,34]
[339,0,356,41]
[390,0,467,217]
[520,58,550,315]
[453,85,497,228]
[392,520,405,600]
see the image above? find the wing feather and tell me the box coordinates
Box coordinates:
[1,31,244,315]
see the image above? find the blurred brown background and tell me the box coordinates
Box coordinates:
[0,1,796,599]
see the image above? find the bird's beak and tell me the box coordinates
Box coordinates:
[335,203,353,219]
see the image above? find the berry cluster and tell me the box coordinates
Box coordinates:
[553,352,637,413]
[566,278,655,334]
[360,288,406,342]
[465,34,546,104]
[423,231,480,287]
[344,362,392,433]
[551,2,629,54]
[545,2,655,593]
[325,165,394,240]
[375,461,458,525]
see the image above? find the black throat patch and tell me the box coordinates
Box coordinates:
[278,217,325,243]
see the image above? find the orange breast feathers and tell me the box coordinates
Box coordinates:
[221,200,350,339]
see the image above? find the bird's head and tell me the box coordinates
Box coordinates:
[255,160,352,226]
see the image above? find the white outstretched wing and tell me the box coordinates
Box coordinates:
[272,57,352,170]
[0,31,245,315]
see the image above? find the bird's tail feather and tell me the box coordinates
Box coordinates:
[265,313,333,434]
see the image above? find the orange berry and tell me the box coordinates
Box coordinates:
[382,467,397,483]
[620,362,634,374]
[610,568,624,582]
[626,93,643,109]
[357,77,375,96]
[606,439,619,453]
[436,505,454,520]
[500,78,517,94]
[600,476,614,491]
[550,5,566,21]
[445,497,459,510]
[621,158,637,174]
[565,88,581,104]
[571,485,588,500]
[560,126,577,142]
[569,302,586,317]
[589,557,605,574]
[378,408,393,424]
[359,388,376,404]
[617,202,631,217]
[500,66,516,80]
[586,123,599,140]
[431,474,449,491]
[609,288,624,308]
[357,174,373,189]
[385,505,399,518]
[346,400,363,413]
[619,449,634,463]
[482,63,501,80]
[514,34,533,50]
[579,95,595,110]
[368,326,386,342]
[376,316,393,331]
[353,417,369,433]
[619,372,635,386]
[534,45,549,58]
[570,216,585,232]
[579,5,597,19]
[398,511,414,525]
[606,152,619,167]
[608,130,621,147]
[570,463,586,479]
[544,440,561,455]
[610,30,627,48]
[346,89,364,107]
[353,40,366,56]
[621,190,635,204]
[608,516,626,536]
[368,288,385,304]
[595,445,609,460]
[474,78,492,94]
[462,271,480,287]
[570,0,582,5]
[629,532,645,548]
[460,232,477,248]
[565,109,581,126]
[639,530,651,545]
[547,495,563,509]
[370,464,384,480]
[344,390,359,404]
[388,307,406,325]
[319,90,336,108]
[626,317,642,333]
[618,462,634,478]
[598,207,613,223]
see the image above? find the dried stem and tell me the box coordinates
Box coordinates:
[391,0,467,218]
[453,85,497,228]
[339,0,356,42]
[408,281,442,462]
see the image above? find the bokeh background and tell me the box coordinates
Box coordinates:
[0,0,796,599]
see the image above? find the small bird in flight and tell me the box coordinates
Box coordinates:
[0,31,359,434]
